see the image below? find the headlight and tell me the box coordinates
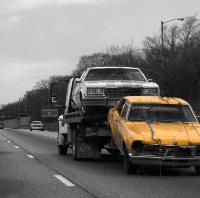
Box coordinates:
[87,88,104,95]
[142,88,158,95]
[132,141,144,153]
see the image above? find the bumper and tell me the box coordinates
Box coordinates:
[82,97,119,107]
[129,154,200,167]
[31,126,44,130]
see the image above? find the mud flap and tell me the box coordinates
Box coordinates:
[76,138,101,159]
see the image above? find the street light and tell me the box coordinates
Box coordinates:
[160,18,184,97]
[161,18,185,59]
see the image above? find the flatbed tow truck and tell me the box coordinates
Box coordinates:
[52,78,117,160]
[51,67,160,160]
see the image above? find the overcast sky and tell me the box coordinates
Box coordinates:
[0,0,200,104]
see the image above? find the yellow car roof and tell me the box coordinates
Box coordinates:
[124,96,189,105]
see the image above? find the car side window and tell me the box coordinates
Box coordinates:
[121,101,130,119]
[116,98,126,114]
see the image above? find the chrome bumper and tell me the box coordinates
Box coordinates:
[82,98,119,107]
[129,153,200,167]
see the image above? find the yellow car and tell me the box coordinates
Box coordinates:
[108,96,200,174]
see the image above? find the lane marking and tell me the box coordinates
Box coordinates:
[54,175,75,187]
[14,145,19,149]
[7,141,11,143]
[27,154,35,159]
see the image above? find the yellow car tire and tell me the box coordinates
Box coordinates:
[123,147,137,174]
[195,166,200,175]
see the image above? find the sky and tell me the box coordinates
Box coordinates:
[0,0,200,104]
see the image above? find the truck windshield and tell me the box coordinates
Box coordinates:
[128,104,196,123]
[85,68,146,81]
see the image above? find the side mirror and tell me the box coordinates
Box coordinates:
[75,78,81,83]
[148,79,153,82]
[196,116,200,123]
[50,83,58,103]
[58,115,63,121]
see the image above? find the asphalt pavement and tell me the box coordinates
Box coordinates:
[1,128,200,198]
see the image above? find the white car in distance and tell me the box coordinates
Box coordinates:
[30,121,44,131]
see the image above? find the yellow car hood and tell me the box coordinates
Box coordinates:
[127,122,200,145]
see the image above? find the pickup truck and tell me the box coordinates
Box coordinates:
[70,66,159,112]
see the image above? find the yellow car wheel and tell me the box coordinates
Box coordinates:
[123,147,137,174]
[195,166,200,175]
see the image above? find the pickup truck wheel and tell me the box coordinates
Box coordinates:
[58,145,67,155]
[195,166,200,175]
[123,147,137,174]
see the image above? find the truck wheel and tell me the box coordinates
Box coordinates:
[123,147,137,174]
[195,166,200,175]
[58,145,67,155]
[72,137,79,160]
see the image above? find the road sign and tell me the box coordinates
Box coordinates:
[41,109,58,118]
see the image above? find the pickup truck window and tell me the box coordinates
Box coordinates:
[128,104,196,123]
[85,68,146,81]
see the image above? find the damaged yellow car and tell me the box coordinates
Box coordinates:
[108,96,200,174]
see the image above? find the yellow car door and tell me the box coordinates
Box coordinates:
[111,98,127,146]
[115,101,130,150]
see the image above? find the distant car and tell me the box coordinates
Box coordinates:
[30,121,44,131]
[108,96,200,174]
[71,66,159,112]
[0,123,4,129]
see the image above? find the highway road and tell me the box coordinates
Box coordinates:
[0,128,200,198]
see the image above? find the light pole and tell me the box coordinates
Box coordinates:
[161,18,184,59]
[160,18,184,97]
[17,98,21,128]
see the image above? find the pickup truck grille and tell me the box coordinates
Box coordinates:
[105,88,141,97]
[32,125,42,127]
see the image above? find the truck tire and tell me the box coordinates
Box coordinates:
[58,145,67,155]
[72,136,79,160]
[123,147,137,174]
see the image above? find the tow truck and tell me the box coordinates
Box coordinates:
[50,67,160,160]
[51,78,116,159]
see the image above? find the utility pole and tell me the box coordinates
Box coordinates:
[161,18,184,61]
[17,98,21,128]
[161,20,164,63]
[160,18,185,96]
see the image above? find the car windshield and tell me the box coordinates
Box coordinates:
[128,104,196,123]
[85,68,146,81]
